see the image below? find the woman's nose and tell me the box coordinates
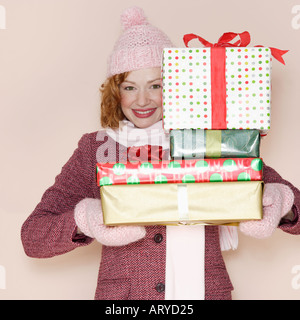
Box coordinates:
[136,90,150,107]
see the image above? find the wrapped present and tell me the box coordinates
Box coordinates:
[162,46,272,134]
[162,32,287,135]
[96,158,263,186]
[170,129,260,159]
[100,181,263,226]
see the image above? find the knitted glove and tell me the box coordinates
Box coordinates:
[239,183,294,239]
[74,198,146,246]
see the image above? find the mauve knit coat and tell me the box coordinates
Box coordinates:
[21,131,300,300]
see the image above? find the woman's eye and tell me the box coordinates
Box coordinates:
[124,86,135,91]
[151,84,161,89]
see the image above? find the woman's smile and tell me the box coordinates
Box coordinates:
[132,108,158,118]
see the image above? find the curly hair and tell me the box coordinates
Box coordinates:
[100,72,129,129]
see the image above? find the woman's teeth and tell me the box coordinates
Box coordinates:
[134,109,154,114]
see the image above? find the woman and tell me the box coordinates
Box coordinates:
[21,6,300,300]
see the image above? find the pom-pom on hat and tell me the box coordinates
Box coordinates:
[107,6,173,78]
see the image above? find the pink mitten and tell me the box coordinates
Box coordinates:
[239,183,294,239]
[74,198,146,246]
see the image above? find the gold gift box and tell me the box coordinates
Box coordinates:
[100,181,263,226]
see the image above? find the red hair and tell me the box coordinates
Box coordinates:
[100,72,129,129]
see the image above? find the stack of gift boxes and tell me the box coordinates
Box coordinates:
[96,36,281,226]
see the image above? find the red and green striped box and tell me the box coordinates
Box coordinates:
[97,158,263,187]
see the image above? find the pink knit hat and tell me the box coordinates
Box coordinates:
[107,6,174,78]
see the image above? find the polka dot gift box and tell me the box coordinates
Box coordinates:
[162,47,272,134]
[161,32,288,135]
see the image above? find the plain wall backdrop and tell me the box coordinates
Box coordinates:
[1,0,300,300]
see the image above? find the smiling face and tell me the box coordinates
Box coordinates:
[119,68,162,129]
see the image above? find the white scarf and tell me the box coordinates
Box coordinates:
[106,119,170,149]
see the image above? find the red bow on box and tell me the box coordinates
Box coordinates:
[127,145,167,162]
[183,31,288,64]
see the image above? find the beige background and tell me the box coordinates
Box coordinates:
[1,0,300,300]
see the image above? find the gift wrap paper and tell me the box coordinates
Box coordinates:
[97,158,263,186]
[162,47,272,134]
[101,181,263,226]
[170,129,260,159]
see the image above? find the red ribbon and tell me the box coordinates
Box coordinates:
[127,145,166,162]
[210,48,227,129]
[255,45,289,65]
[183,31,251,48]
[183,32,288,64]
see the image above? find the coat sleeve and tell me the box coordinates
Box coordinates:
[263,163,300,235]
[21,134,95,258]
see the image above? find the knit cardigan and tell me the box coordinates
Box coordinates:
[21,131,300,300]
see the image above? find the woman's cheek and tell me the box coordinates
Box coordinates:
[120,93,133,110]
[153,91,162,107]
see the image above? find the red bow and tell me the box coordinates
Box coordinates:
[127,145,166,162]
[183,31,251,48]
[183,31,288,64]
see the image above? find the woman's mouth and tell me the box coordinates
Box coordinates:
[132,108,157,118]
